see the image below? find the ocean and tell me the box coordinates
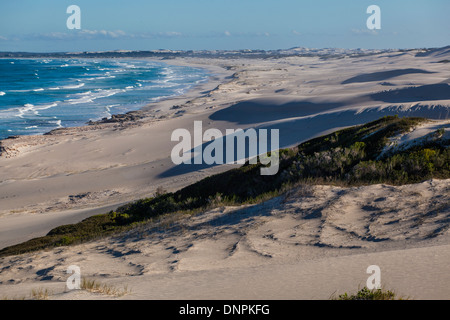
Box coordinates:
[0,58,209,140]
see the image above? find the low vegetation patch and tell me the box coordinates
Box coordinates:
[332,287,406,300]
[80,278,130,297]
[1,116,448,257]
[30,287,52,300]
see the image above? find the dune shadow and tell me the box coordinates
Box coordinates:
[342,68,434,84]
[209,100,344,124]
[415,46,450,57]
[157,129,279,178]
[205,199,277,228]
[369,83,450,103]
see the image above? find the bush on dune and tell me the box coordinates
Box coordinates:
[333,287,405,300]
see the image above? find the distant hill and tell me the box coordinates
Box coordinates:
[0,47,399,59]
[2,46,449,60]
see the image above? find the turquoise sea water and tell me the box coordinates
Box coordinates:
[0,58,209,140]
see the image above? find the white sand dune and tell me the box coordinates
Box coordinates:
[0,180,449,299]
[0,47,449,299]
[379,119,450,157]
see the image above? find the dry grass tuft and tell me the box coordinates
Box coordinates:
[30,287,52,300]
[81,278,130,297]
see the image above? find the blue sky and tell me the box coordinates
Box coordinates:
[0,0,448,52]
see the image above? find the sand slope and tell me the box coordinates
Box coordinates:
[0,179,449,299]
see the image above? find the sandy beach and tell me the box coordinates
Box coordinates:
[0,47,449,299]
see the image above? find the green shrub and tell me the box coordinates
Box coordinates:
[334,287,401,300]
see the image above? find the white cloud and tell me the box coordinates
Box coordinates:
[292,30,302,36]
[155,31,183,38]
[0,35,8,41]
[8,29,273,42]
[351,28,379,36]
[216,31,271,38]
[23,30,184,41]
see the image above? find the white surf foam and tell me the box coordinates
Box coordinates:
[35,102,58,111]
[62,83,85,89]
[50,119,62,128]
[16,104,35,118]
[66,89,124,105]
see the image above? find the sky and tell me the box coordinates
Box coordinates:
[0,0,448,52]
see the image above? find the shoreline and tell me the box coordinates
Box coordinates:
[0,56,238,246]
[0,57,233,146]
